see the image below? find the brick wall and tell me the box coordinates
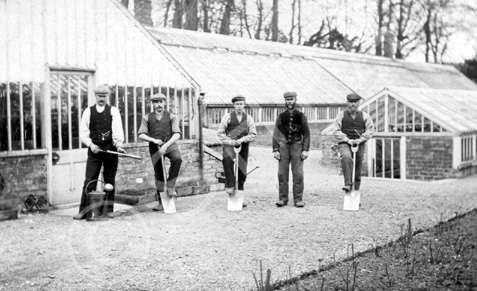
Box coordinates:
[117,140,224,196]
[0,154,47,207]
[406,136,457,180]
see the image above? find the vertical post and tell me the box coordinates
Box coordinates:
[198,92,205,182]
[400,136,406,180]
[19,83,25,150]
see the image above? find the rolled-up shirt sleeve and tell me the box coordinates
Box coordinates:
[111,106,125,148]
[217,113,234,146]
[333,111,348,143]
[360,112,374,142]
[80,108,92,147]
[137,115,150,136]
[170,113,182,135]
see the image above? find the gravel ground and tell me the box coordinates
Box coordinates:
[1,145,476,291]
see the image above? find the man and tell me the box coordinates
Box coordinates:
[138,93,182,212]
[333,93,374,192]
[217,95,257,198]
[272,91,310,208]
[74,85,126,220]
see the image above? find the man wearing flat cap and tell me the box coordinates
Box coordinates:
[333,93,374,192]
[272,91,310,208]
[138,93,182,212]
[74,84,127,220]
[217,95,257,198]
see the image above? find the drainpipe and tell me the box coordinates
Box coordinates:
[198,92,206,182]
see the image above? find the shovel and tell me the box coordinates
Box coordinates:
[159,153,176,214]
[227,145,244,211]
[343,144,361,211]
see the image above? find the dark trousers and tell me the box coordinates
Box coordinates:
[78,144,118,217]
[278,142,304,203]
[151,143,182,191]
[222,143,249,190]
[338,143,366,190]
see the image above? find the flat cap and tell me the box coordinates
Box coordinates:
[94,85,109,95]
[283,91,297,98]
[346,93,362,102]
[151,93,167,101]
[231,95,246,103]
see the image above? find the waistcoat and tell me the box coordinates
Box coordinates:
[279,110,304,143]
[342,111,365,139]
[226,111,249,140]
[90,104,113,146]
[148,111,172,154]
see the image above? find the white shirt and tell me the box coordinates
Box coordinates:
[80,104,125,148]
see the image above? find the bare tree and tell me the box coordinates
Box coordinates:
[240,0,252,38]
[421,0,453,63]
[289,0,297,44]
[219,0,235,35]
[376,0,385,56]
[394,0,421,59]
[184,0,199,30]
[271,0,279,41]
[255,0,264,39]
[172,0,183,28]
[164,0,174,27]
[297,0,302,44]
[201,0,210,32]
[121,0,129,8]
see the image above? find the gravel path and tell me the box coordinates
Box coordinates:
[1,146,476,291]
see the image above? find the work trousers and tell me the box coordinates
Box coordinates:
[222,143,249,190]
[277,142,304,204]
[79,143,118,217]
[151,143,182,191]
[338,143,366,190]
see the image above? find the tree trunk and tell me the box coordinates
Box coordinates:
[219,0,234,35]
[121,0,129,8]
[255,0,264,39]
[241,0,252,38]
[202,0,210,32]
[289,0,296,44]
[184,0,199,30]
[164,0,174,27]
[297,0,302,44]
[423,7,431,62]
[376,0,385,56]
[134,0,153,26]
[271,0,279,42]
[172,0,183,29]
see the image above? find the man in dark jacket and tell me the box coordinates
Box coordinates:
[138,93,182,211]
[333,93,374,192]
[74,85,126,220]
[272,91,310,208]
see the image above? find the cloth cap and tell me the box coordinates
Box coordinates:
[231,95,246,103]
[151,93,167,101]
[346,93,361,102]
[283,91,297,98]
[94,85,109,95]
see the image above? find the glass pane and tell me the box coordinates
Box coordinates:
[384,139,391,178]
[432,122,441,132]
[144,87,151,113]
[60,75,69,150]
[369,101,376,128]
[127,86,135,142]
[0,84,7,151]
[10,82,21,151]
[393,139,400,179]
[317,107,327,120]
[70,76,80,149]
[109,85,117,107]
[375,139,383,178]
[396,101,404,132]
[423,116,431,132]
[117,86,126,140]
[22,83,34,150]
[34,83,43,149]
[414,112,422,132]
[388,96,396,132]
[51,75,59,149]
[377,97,385,132]
[136,87,143,142]
[405,107,413,132]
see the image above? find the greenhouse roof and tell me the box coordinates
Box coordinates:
[375,87,477,134]
[148,27,477,106]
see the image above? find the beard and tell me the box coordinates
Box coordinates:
[287,102,296,109]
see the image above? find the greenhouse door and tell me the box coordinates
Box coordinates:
[49,72,93,205]
[372,137,402,179]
